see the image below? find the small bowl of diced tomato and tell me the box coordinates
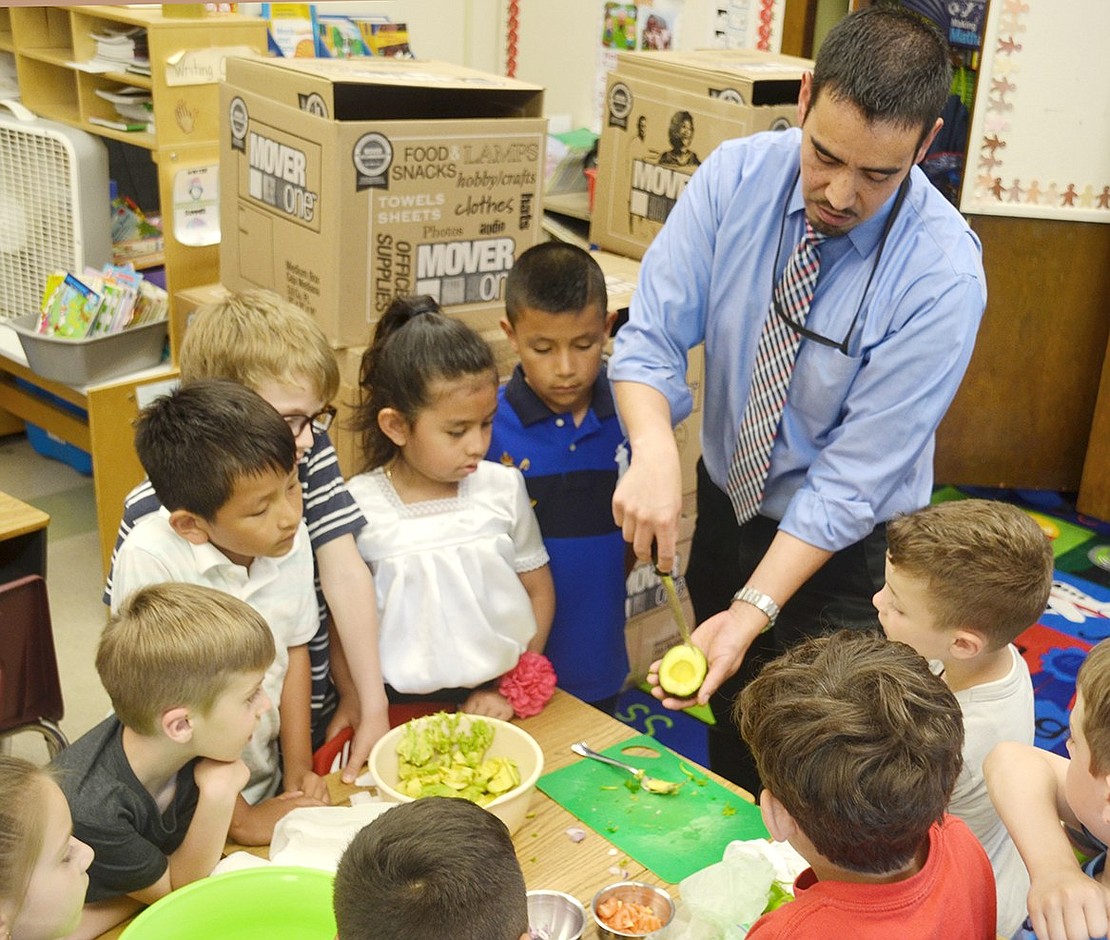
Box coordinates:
[591,882,675,938]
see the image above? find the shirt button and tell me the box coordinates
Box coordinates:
[569,443,577,452]
[555,418,565,428]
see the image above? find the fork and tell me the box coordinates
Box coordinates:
[570,741,682,795]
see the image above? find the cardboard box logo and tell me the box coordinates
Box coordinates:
[607,80,634,129]
[298,92,329,117]
[352,132,392,189]
[414,236,515,305]
[230,99,321,230]
[630,158,692,226]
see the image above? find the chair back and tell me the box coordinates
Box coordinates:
[0,574,65,736]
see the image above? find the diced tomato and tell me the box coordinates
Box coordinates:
[596,898,664,934]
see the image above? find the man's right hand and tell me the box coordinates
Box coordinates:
[612,448,683,572]
[611,380,684,572]
[1027,868,1110,940]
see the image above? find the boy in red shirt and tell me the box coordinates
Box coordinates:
[741,630,996,939]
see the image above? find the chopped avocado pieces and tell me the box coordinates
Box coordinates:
[658,643,708,698]
[395,712,520,806]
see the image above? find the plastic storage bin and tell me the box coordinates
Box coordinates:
[25,424,93,476]
[8,314,167,386]
[12,378,94,475]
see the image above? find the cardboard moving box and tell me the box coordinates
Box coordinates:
[591,49,812,260]
[220,56,547,348]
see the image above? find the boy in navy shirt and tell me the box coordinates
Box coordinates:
[488,243,627,712]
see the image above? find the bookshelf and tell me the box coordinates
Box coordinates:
[2,6,266,574]
[7,5,267,320]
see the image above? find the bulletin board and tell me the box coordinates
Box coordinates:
[959,0,1110,222]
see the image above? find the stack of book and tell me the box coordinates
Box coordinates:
[88,26,151,76]
[111,195,164,267]
[36,264,168,340]
[91,85,154,133]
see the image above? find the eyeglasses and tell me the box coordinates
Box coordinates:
[770,171,908,356]
[282,405,337,437]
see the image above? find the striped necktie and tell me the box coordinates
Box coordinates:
[726,219,828,523]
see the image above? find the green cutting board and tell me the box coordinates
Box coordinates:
[537,735,769,884]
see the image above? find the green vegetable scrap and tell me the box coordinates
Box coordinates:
[763,881,794,913]
[395,712,521,806]
[679,762,709,786]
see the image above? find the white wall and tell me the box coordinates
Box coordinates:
[509,1,737,131]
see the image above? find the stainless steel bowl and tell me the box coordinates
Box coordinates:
[527,889,587,940]
[591,881,675,939]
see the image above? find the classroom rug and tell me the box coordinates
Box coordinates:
[615,486,1110,763]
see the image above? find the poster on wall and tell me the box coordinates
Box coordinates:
[595,2,683,131]
[959,0,1110,223]
[711,1,785,52]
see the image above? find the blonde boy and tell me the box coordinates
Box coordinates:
[987,639,1110,940]
[740,630,995,939]
[53,583,275,939]
[106,289,389,783]
[874,498,1054,936]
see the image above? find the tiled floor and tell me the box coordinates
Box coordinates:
[1,433,112,761]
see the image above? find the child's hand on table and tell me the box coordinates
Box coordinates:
[229,790,329,846]
[289,770,330,804]
[1027,866,1110,940]
[341,708,390,783]
[462,688,514,721]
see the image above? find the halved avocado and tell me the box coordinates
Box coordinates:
[658,643,708,698]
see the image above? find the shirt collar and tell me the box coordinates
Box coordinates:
[786,169,911,260]
[504,361,616,427]
[155,506,273,578]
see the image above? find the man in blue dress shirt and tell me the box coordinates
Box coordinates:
[609,6,986,789]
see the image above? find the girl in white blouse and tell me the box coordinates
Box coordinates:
[347,297,556,721]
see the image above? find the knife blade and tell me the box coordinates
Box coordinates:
[658,569,693,646]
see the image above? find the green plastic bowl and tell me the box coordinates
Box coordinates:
[120,866,335,939]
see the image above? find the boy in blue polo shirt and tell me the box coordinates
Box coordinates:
[488,243,626,712]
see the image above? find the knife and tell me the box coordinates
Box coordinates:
[657,566,694,646]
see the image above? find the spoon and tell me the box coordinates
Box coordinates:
[570,742,683,795]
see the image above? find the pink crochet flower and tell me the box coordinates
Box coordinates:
[499,652,557,718]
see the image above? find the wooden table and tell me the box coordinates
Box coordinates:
[98,691,753,937]
[0,490,50,582]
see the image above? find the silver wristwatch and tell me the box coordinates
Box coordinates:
[731,586,780,633]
